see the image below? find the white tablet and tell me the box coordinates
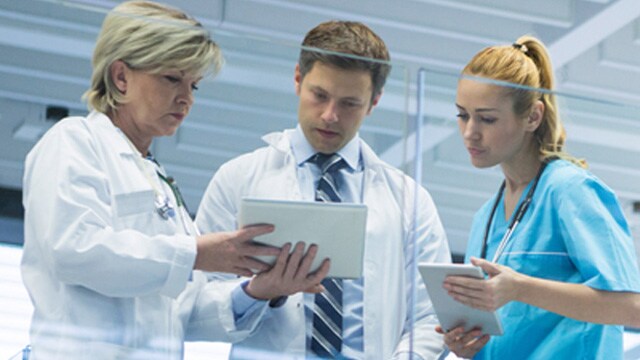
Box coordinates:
[418,263,504,336]
[238,198,367,279]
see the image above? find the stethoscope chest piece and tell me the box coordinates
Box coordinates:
[155,194,176,220]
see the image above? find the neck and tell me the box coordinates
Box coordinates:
[501,149,542,193]
[108,110,151,155]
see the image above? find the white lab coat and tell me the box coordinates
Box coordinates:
[196,130,451,359]
[21,111,258,359]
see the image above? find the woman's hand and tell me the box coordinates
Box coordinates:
[443,257,525,311]
[436,325,490,359]
[194,224,281,276]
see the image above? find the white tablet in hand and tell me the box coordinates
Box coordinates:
[419,263,504,336]
[238,198,367,279]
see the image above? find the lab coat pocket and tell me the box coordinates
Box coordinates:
[114,190,155,217]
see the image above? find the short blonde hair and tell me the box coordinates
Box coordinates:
[462,35,586,168]
[83,1,222,114]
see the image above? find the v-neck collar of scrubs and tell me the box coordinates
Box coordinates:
[486,178,536,262]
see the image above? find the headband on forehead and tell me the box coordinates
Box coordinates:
[512,42,529,55]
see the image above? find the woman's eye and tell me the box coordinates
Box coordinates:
[456,113,469,121]
[191,83,199,91]
[481,117,497,124]
[164,75,180,83]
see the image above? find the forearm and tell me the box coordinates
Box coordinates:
[515,274,640,326]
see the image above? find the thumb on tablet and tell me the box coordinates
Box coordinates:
[470,257,501,278]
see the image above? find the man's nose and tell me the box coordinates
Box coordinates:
[321,101,339,123]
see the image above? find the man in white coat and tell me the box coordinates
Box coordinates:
[196,20,451,359]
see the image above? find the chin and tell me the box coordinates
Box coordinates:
[312,141,340,154]
[470,158,494,169]
[314,147,335,155]
[165,127,180,136]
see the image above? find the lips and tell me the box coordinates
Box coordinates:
[171,113,186,121]
[317,128,339,138]
[467,146,484,156]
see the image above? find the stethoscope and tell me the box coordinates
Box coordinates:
[119,130,198,236]
[152,162,189,217]
[480,160,550,263]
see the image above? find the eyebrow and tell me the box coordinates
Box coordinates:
[309,85,326,92]
[455,103,498,112]
[310,85,366,103]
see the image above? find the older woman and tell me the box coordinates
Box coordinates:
[20,1,300,359]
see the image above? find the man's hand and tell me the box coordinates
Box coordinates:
[436,326,490,359]
[194,224,280,276]
[245,242,330,300]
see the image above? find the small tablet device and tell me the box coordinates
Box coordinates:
[418,263,504,336]
[238,198,367,279]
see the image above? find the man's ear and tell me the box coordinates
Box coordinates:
[294,64,302,96]
[526,100,544,132]
[366,91,383,115]
[110,60,129,94]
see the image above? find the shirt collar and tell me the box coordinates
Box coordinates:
[290,125,361,170]
[89,111,132,157]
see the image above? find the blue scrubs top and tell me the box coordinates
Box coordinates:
[465,159,640,359]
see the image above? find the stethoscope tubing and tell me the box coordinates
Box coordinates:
[481,160,550,263]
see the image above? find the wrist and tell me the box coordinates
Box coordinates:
[242,280,270,301]
[242,280,287,307]
[193,236,204,270]
[512,271,531,303]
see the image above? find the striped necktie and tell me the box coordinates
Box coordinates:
[310,153,345,358]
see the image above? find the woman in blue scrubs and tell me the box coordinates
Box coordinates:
[440,35,640,359]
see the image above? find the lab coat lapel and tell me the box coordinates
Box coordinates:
[254,131,304,201]
[360,143,405,359]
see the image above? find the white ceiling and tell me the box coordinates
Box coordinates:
[2,0,640,255]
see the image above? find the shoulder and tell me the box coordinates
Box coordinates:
[28,115,93,158]
[44,115,91,139]
[24,114,110,188]
[39,111,115,145]
[361,142,434,206]
[360,139,408,181]
[540,160,620,214]
[543,159,609,193]
[545,159,588,181]
[218,130,295,174]
[363,148,412,186]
